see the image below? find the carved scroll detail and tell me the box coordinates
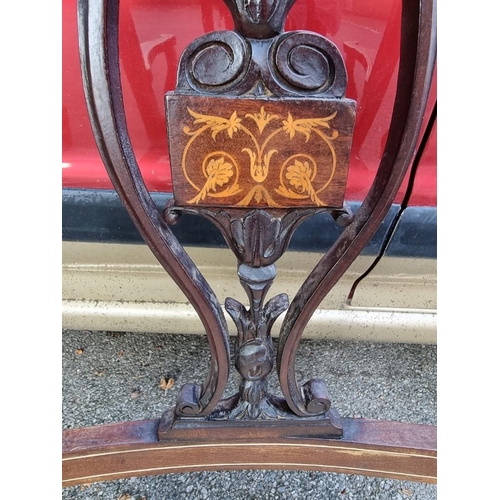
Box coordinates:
[269,32,347,97]
[175,0,347,98]
[166,207,319,267]
[176,30,252,94]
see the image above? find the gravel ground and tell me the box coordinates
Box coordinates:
[62,329,437,499]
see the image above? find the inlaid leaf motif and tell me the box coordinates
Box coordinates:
[286,159,312,193]
[187,108,242,139]
[206,157,234,190]
[246,106,279,134]
[282,112,337,141]
[276,159,325,206]
[188,157,236,204]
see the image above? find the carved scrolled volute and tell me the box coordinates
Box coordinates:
[175,383,202,416]
[174,0,349,98]
[269,31,348,97]
[175,30,253,94]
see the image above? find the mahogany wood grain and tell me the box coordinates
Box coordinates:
[63,418,436,486]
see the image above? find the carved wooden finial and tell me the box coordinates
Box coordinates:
[223,0,297,38]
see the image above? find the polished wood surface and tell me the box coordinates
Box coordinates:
[63,418,436,486]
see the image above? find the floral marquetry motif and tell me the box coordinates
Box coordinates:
[167,95,356,208]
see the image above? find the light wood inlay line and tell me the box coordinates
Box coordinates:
[63,441,437,461]
[63,462,436,484]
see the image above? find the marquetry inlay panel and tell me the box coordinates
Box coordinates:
[167,95,356,208]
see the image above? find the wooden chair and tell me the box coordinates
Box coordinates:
[63,0,436,486]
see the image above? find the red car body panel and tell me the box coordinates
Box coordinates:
[62,0,436,206]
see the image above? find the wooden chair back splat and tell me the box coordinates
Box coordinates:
[64,0,437,486]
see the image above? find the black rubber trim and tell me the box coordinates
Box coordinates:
[62,188,435,257]
[385,206,436,258]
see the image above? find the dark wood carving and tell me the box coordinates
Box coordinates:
[158,0,360,435]
[68,0,437,486]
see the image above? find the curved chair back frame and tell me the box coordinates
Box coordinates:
[63,0,437,487]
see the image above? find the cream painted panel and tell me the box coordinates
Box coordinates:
[63,242,436,343]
